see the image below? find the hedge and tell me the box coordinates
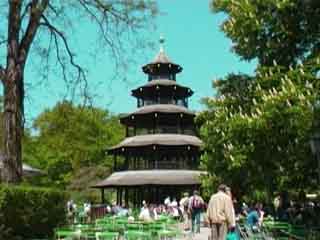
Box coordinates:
[0,184,68,240]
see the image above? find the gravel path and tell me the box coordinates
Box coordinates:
[179,226,211,240]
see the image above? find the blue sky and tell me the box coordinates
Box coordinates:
[23,0,256,124]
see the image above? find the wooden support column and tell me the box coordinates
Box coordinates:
[156,187,160,204]
[133,188,136,207]
[145,156,148,169]
[101,188,105,204]
[147,187,150,204]
[137,187,141,207]
[133,156,136,170]
[116,188,120,205]
[141,187,144,204]
[125,154,128,170]
[154,149,158,168]
[125,188,129,207]
[119,188,123,206]
[153,115,156,134]
[153,187,156,204]
[113,155,117,172]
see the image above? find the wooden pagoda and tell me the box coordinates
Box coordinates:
[94,37,204,206]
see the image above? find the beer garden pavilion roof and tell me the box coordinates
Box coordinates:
[93,169,206,188]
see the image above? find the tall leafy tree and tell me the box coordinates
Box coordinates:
[199,63,320,199]
[0,1,157,183]
[212,0,320,66]
[22,100,124,188]
[198,0,320,199]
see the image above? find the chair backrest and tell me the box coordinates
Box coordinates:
[96,232,119,240]
[125,230,151,240]
[127,223,141,231]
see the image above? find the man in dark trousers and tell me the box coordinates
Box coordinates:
[188,190,205,234]
[207,184,235,240]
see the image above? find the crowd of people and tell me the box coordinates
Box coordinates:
[133,190,206,233]
[131,185,239,239]
[66,186,320,240]
[67,200,92,224]
[273,191,320,227]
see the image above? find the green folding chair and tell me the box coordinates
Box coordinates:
[96,232,119,240]
[55,230,77,240]
[124,230,152,240]
[127,223,142,231]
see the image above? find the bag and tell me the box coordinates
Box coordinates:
[183,198,189,209]
[226,231,239,240]
[192,196,203,209]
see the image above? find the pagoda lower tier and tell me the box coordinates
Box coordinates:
[109,133,202,153]
[93,170,206,206]
[108,134,202,170]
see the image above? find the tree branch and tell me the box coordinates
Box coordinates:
[77,0,118,58]
[19,0,49,63]
[39,14,88,102]
[0,38,7,46]
[0,65,5,82]
[20,2,32,21]
[7,0,22,44]
[48,3,59,16]
[40,15,85,81]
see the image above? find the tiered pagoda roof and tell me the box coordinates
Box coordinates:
[109,134,202,154]
[94,37,204,205]
[131,80,193,99]
[120,104,195,127]
[142,46,183,75]
[94,170,204,188]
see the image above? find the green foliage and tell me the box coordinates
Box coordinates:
[22,101,125,191]
[200,0,320,201]
[0,184,68,240]
[67,166,112,203]
[212,0,320,66]
[199,60,320,200]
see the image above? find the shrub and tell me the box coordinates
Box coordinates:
[0,184,68,240]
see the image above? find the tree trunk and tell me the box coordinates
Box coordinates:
[2,63,23,183]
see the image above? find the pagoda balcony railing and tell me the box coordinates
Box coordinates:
[148,74,176,81]
[127,128,196,137]
[117,164,198,171]
[138,98,188,108]
[114,160,199,171]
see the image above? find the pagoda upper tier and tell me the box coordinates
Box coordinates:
[131,80,193,102]
[133,40,193,108]
[120,104,195,128]
[142,48,182,77]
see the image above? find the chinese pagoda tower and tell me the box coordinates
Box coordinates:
[94,37,203,206]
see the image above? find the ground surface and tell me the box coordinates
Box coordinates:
[180,226,211,240]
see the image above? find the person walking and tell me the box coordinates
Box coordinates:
[180,192,190,230]
[188,190,204,234]
[207,184,235,240]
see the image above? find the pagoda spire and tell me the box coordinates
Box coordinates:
[159,34,165,53]
[142,35,183,75]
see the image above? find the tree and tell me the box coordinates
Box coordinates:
[212,0,320,66]
[22,100,124,189]
[198,0,320,199]
[199,62,320,200]
[0,1,157,183]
